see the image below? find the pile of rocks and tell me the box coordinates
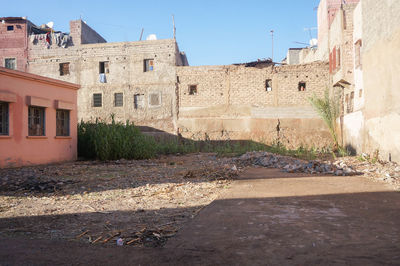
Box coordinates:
[235,151,359,176]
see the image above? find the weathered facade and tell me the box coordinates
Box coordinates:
[177,62,331,148]
[1,18,187,133]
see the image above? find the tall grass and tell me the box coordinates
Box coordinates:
[78,118,332,161]
[309,89,340,150]
[78,118,156,160]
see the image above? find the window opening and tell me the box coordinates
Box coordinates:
[149,93,161,106]
[99,61,109,74]
[265,79,272,91]
[144,59,154,72]
[93,93,102,107]
[134,94,144,109]
[298,82,306,91]
[7,25,14,31]
[28,106,45,136]
[114,93,123,107]
[5,58,16,70]
[189,85,197,95]
[59,62,70,76]
[56,109,70,136]
[0,102,9,135]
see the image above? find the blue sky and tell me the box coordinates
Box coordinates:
[3,0,320,65]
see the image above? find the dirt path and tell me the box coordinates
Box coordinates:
[1,167,399,265]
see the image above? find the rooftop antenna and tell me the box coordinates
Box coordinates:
[270,30,274,62]
[304,27,317,40]
[139,28,144,41]
[172,14,176,40]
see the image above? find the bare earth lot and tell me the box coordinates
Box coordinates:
[0,154,236,247]
[0,153,399,265]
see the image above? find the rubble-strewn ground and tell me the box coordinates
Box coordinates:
[0,153,237,247]
[0,152,398,249]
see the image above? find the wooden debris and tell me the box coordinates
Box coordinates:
[102,232,121,243]
[76,230,89,239]
[126,238,140,245]
[91,236,103,244]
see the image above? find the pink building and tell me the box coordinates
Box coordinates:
[0,66,79,167]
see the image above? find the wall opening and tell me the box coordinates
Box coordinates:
[0,101,9,135]
[144,59,154,72]
[189,85,197,95]
[59,62,70,76]
[7,25,14,31]
[265,79,272,91]
[93,93,102,107]
[134,94,144,109]
[298,82,306,91]
[5,58,16,70]
[99,61,109,74]
[114,93,123,107]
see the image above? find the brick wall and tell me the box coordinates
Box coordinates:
[176,62,332,148]
[0,18,28,71]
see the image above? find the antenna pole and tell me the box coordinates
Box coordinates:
[139,28,144,41]
[270,30,274,62]
[172,15,176,40]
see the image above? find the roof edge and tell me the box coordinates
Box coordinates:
[0,67,80,90]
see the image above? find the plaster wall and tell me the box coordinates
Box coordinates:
[0,68,79,168]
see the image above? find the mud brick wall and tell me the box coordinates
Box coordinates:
[176,62,332,148]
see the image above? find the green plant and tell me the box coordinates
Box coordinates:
[309,89,340,150]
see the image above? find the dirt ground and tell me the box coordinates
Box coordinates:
[0,153,399,265]
[0,153,237,247]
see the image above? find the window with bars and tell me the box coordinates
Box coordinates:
[144,59,154,72]
[149,93,161,107]
[93,93,102,107]
[0,102,9,135]
[56,109,70,136]
[134,94,144,109]
[28,106,45,136]
[114,93,123,107]
[5,58,16,70]
[59,62,70,76]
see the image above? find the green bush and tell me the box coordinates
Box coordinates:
[78,118,156,160]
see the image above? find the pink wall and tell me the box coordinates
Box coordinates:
[0,67,79,168]
[0,18,28,72]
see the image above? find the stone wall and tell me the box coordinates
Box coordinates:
[176,62,332,148]
[28,29,181,133]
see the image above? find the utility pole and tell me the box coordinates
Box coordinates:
[172,15,176,40]
[270,30,274,62]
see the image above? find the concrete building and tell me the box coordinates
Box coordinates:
[0,66,79,167]
[1,17,188,134]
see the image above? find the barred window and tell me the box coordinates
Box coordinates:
[56,109,70,136]
[149,93,161,107]
[93,93,102,107]
[114,93,123,107]
[28,106,45,136]
[5,58,16,70]
[0,102,9,135]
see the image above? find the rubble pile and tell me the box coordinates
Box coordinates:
[236,151,359,176]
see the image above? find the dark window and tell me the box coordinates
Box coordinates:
[134,94,144,109]
[93,93,102,107]
[298,82,306,91]
[114,93,123,107]
[56,109,70,136]
[355,39,362,68]
[59,62,70,76]
[7,25,14,31]
[99,61,109,74]
[149,93,161,106]
[265,79,272,91]
[0,102,9,135]
[28,106,45,136]
[5,58,16,70]
[144,59,154,72]
[189,85,197,95]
